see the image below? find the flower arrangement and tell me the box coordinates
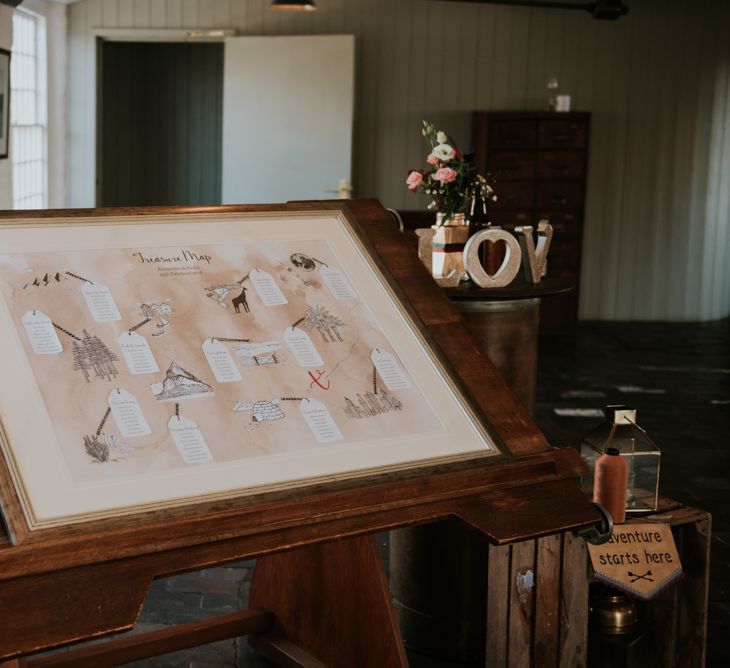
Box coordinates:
[406,121,496,225]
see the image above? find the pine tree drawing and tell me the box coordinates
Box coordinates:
[72,330,119,382]
[302,305,345,342]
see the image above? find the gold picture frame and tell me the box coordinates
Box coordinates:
[0,202,500,539]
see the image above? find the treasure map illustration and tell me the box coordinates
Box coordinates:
[0,240,445,485]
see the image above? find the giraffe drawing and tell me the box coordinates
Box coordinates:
[231,285,250,313]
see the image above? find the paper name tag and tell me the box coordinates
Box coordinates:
[81,281,122,322]
[250,269,288,306]
[299,398,343,443]
[320,266,359,300]
[168,415,213,464]
[202,339,242,383]
[22,310,63,354]
[108,388,151,438]
[371,349,411,390]
[118,331,159,375]
[284,327,324,367]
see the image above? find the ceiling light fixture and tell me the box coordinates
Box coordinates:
[270,0,317,11]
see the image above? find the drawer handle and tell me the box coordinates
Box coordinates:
[550,196,569,205]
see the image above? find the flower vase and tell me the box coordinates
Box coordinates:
[431,213,469,282]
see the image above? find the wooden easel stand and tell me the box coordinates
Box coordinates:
[0,201,601,667]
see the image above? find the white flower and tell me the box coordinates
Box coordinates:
[436,131,448,144]
[432,143,456,161]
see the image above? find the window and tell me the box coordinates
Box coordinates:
[11,8,47,210]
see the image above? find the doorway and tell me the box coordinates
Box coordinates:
[99,41,223,207]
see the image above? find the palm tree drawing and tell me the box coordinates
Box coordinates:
[302,305,345,342]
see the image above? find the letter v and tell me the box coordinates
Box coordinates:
[515,220,554,284]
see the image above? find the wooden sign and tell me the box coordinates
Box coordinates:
[587,523,683,600]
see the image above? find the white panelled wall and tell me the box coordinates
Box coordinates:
[65,0,730,321]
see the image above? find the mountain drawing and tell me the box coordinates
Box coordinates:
[23,271,69,289]
[150,361,214,401]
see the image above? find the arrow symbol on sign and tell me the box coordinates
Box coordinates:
[627,570,654,583]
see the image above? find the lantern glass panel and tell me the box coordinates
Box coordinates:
[580,406,661,514]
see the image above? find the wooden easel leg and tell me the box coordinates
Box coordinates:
[249,535,408,668]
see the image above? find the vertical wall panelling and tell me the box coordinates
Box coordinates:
[165,0,182,28]
[180,0,198,29]
[66,0,730,321]
[133,0,151,28]
[702,0,730,319]
[100,0,118,28]
[149,0,166,27]
[524,9,546,110]
[118,0,133,27]
[658,3,691,320]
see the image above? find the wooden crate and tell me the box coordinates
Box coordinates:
[485,499,710,667]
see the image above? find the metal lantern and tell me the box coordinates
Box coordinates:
[580,406,661,514]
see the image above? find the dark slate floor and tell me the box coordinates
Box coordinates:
[40,319,730,667]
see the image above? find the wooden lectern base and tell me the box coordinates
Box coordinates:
[250,536,408,668]
[4,536,406,668]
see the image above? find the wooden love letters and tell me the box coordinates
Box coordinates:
[464,220,554,288]
[418,220,554,288]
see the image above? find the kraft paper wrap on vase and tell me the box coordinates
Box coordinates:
[431,213,469,283]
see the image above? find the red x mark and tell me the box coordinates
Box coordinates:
[308,369,330,390]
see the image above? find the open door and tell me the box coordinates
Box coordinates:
[222,35,354,204]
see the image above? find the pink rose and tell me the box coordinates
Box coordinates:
[433,167,457,183]
[426,153,439,165]
[406,170,423,190]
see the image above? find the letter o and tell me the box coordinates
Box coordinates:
[463,229,522,288]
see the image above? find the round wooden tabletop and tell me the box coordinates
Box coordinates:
[444,275,576,302]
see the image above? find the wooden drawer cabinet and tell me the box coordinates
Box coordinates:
[491,181,535,209]
[488,210,531,228]
[536,211,582,240]
[490,120,538,149]
[489,151,537,180]
[538,119,588,148]
[537,151,585,179]
[473,111,590,335]
[548,241,582,270]
[536,181,584,209]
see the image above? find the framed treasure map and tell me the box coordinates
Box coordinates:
[0,204,500,535]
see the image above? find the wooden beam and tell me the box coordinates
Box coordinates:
[21,609,273,668]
